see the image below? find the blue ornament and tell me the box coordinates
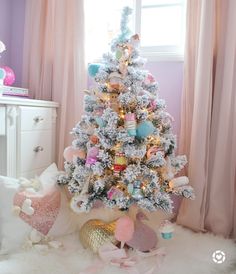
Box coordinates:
[95,117,105,127]
[127,183,134,194]
[0,68,5,80]
[136,121,155,138]
[161,232,173,239]
[88,63,101,77]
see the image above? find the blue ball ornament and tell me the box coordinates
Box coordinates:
[88,63,101,77]
[0,68,6,80]
[136,121,155,138]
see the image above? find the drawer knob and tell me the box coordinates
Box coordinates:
[34,146,44,152]
[33,116,44,123]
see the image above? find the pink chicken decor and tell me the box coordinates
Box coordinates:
[126,211,158,252]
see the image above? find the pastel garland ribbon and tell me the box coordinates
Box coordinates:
[79,243,166,274]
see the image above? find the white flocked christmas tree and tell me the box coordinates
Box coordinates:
[58,7,194,214]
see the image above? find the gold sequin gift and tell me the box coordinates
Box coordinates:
[79,219,118,253]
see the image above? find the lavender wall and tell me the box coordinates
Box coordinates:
[0,0,12,66]
[0,0,25,86]
[145,61,183,136]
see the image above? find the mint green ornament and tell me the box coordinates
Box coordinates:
[116,49,122,60]
[127,183,134,194]
[0,68,5,80]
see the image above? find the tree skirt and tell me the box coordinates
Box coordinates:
[0,224,235,274]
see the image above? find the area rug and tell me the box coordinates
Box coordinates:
[0,224,235,274]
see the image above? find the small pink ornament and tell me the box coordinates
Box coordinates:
[125,113,136,136]
[107,186,123,200]
[0,66,15,86]
[86,146,99,166]
[144,73,155,85]
[147,146,164,160]
[94,106,104,117]
[115,216,134,248]
[148,100,157,111]
[63,146,86,162]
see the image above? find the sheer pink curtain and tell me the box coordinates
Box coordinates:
[22,0,87,168]
[177,0,236,238]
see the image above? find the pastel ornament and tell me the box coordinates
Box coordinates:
[113,152,127,175]
[129,34,140,48]
[85,146,99,166]
[127,183,134,194]
[63,146,86,162]
[147,146,164,160]
[95,117,105,127]
[125,113,136,136]
[0,68,6,85]
[115,216,134,248]
[148,99,157,111]
[136,121,155,139]
[169,176,189,189]
[106,92,119,112]
[108,72,124,91]
[70,194,89,214]
[144,73,155,85]
[88,63,101,77]
[90,135,99,144]
[0,66,15,86]
[159,220,174,239]
[116,48,123,60]
[107,186,124,200]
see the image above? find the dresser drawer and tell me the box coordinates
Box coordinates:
[20,106,52,131]
[19,130,52,173]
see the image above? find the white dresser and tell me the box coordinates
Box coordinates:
[0,97,59,178]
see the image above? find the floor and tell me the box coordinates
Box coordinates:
[0,224,236,274]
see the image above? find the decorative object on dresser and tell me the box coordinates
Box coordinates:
[0,96,59,178]
[1,85,29,97]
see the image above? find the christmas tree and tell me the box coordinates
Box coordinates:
[58,7,194,214]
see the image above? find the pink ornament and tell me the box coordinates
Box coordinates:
[144,73,155,85]
[147,146,164,160]
[0,66,15,86]
[107,186,123,200]
[148,100,157,111]
[125,113,136,136]
[86,146,99,166]
[115,216,134,247]
[63,146,86,162]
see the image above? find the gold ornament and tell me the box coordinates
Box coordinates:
[79,219,118,253]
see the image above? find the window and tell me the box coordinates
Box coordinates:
[85,0,186,62]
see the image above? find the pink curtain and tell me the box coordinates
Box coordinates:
[177,0,236,238]
[22,0,87,168]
